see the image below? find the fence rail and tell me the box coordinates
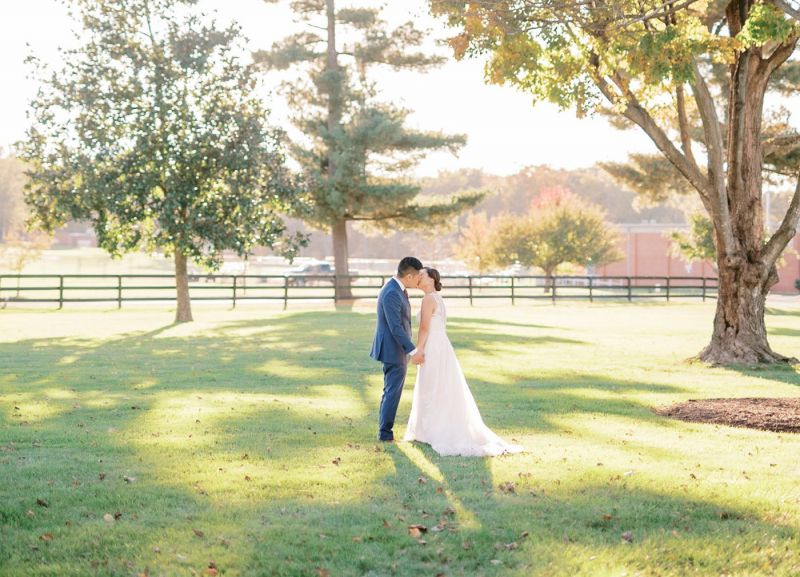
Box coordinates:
[0,274,720,309]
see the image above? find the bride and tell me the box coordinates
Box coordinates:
[404,268,524,457]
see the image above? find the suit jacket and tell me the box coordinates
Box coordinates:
[369,278,414,364]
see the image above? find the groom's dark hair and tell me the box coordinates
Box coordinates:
[397,256,423,277]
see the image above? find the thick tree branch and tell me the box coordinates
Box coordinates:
[585,55,715,216]
[675,84,696,167]
[690,59,736,257]
[763,133,800,157]
[762,174,800,274]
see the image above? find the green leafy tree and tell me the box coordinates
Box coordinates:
[489,189,622,289]
[431,0,800,364]
[671,213,717,270]
[256,0,483,298]
[20,0,304,322]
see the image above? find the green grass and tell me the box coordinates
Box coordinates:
[1,301,799,577]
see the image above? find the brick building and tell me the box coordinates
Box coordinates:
[596,223,800,293]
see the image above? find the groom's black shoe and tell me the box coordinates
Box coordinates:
[379,437,395,443]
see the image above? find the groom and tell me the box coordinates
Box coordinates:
[370,256,425,442]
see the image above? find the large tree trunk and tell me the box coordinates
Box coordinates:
[174,251,193,323]
[699,259,794,364]
[325,0,351,301]
[699,13,796,365]
[332,219,352,300]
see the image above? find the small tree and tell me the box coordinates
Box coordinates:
[256,0,482,298]
[452,212,494,274]
[21,0,304,322]
[0,232,51,296]
[490,191,622,289]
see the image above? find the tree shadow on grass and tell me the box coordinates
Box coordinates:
[1,321,798,577]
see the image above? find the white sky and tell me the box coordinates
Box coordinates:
[0,0,655,176]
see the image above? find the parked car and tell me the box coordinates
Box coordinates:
[286,261,335,286]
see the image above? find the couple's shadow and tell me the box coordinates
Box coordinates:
[382,439,499,533]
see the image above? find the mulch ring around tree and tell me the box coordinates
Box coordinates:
[654,398,800,433]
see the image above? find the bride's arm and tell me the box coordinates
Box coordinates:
[415,295,436,352]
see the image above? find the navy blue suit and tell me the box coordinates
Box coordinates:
[370,278,415,440]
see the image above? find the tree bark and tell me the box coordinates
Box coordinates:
[699,20,796,365]
[174,251,193,323]
[699,259,795,364]
[332,218,352,300]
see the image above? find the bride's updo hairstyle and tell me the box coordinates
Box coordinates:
[426,268,442,291]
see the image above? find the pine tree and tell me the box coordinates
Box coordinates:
[255,0,483,298]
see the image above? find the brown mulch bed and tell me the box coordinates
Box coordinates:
[654,398,800,433]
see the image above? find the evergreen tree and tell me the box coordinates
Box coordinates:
[256,0,482,298]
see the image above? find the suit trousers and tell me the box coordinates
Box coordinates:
[378,360,408,440]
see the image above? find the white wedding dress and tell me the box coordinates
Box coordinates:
[404,292,524,457]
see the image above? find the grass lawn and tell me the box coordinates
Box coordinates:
[1,301,799,577]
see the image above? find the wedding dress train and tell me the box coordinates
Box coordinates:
[404,292,524,457]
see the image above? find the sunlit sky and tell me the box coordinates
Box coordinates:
[0,0,655,176]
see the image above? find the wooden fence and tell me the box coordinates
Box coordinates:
[0,274,719,309]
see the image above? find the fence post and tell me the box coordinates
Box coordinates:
[58,276,64,309]
[334,275,339,304]
[588,276,593,303]
[283,276,289,310]
[232,276,237,308]
[702,277,706,302]
[468,277,473,306]
[627,277,632,302]
[666,277,671,301]
[117,275,122,309]
[551,276,556,304]
[511,276,515,306]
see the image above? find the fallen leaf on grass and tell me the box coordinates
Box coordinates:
[316,568,330,577]
[417,475,428,484]
[382,519,391,528]
[430,522,447,533]
[352,536,363,543]
[26,510,35,518]
[490,559,502,566]
[520,531,529,539]
[621,531,633,543]
[39,533,53,542]
[443,506,456,517]
[36,498,49,508]
[114,511,122,520]
[461,541,471,550]
[103,514,114,523]
[498,481,516,494]
[193,528,205,538]
[99,473,106,481]
[123,476,136,484]
[408,524,427,538]
[332,457,341,466]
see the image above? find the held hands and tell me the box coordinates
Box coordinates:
[411,350,425,365]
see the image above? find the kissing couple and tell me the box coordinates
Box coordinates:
[369,257,523,457]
